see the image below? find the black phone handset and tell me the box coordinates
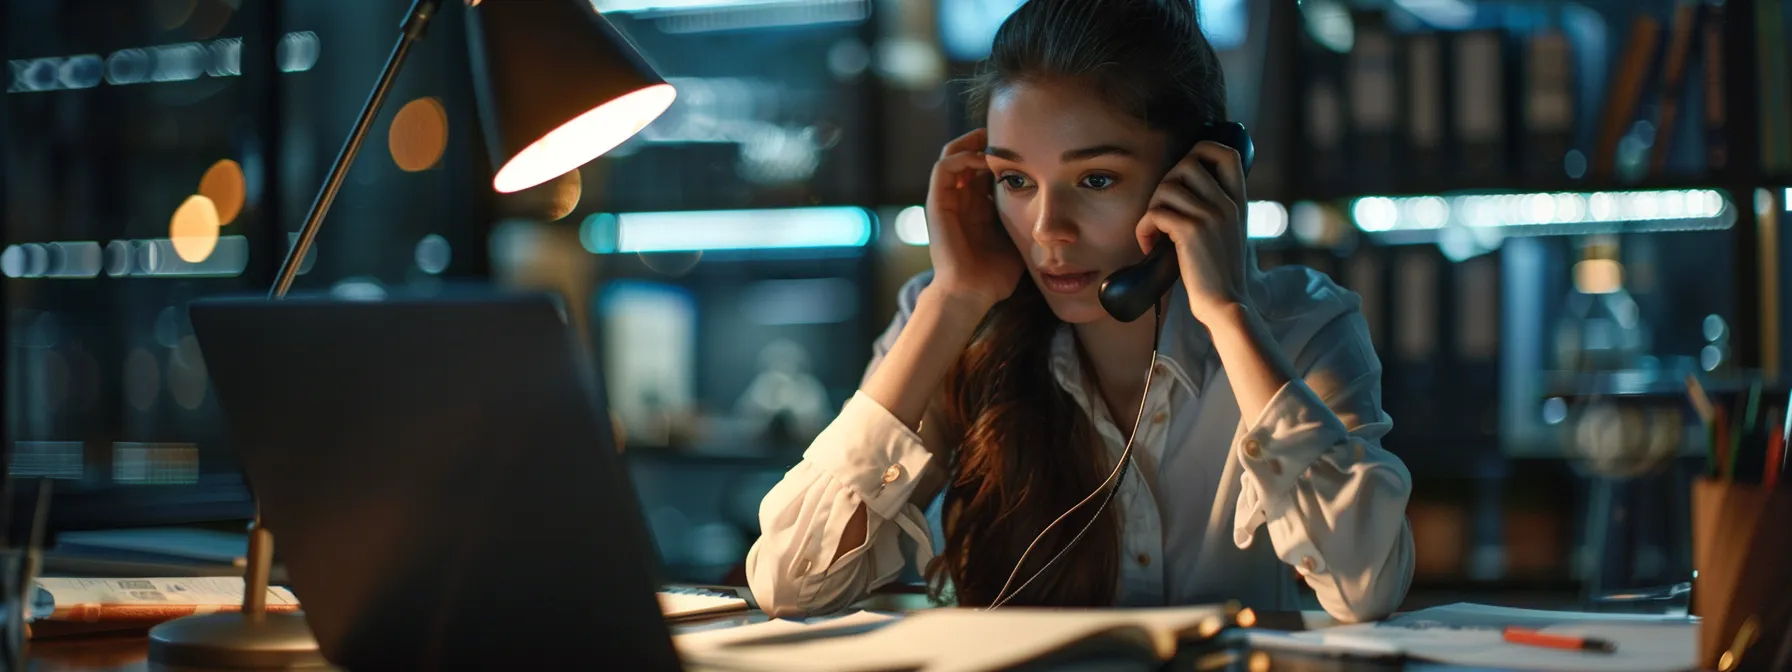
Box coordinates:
[1096,122,1255,323]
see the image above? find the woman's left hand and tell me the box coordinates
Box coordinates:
[1134,140,1252,325]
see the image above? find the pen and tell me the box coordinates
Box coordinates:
[1502,627,1616,654]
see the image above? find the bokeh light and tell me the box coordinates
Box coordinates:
[414,234,451,275]
[169,194,222,263]
[198,158,246,224]
[389,96,449,172]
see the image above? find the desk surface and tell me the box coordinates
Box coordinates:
[12,592,1570,672]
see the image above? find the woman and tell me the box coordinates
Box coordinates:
[746,0,1413,622]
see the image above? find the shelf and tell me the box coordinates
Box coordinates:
[1541,369,1790,401]
[1279,175,1761,204]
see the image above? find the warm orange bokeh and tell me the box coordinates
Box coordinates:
[169,195,221,263]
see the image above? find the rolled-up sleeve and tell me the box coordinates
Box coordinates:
[1230,309,1413,622]
[745,272,940,616]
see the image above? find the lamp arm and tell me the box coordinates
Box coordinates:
[269,0,445,300]
[245,0,444,618]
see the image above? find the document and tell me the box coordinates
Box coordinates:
[1248,603,1696,672]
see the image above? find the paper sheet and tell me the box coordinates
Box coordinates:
[1314,621,1696,672]
[1385,602,1689,629]
[1254,603,1697,672]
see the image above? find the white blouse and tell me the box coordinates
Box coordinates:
[745,266,1415,622]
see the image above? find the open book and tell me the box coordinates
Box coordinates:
[684,604,1234,672]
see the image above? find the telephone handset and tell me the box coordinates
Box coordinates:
[1097,122,1255,323]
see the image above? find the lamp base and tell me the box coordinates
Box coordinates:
[148,610,331,669]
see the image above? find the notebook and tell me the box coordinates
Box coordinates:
[684,604,1233,672]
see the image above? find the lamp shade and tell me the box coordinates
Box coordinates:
[466,0,677,194]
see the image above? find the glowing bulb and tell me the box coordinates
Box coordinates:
[492,83,677,193]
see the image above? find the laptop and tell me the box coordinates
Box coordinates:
[189,292,684,670]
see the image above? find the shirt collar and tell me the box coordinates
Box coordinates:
[1047,282,1209,401]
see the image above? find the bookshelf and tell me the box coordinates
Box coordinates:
[1256,0,1782,373]
[1242,0,1790,595]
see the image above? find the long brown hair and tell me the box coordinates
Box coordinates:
[923,0,1228,607]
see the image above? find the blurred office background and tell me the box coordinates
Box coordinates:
[4,0,1788,608]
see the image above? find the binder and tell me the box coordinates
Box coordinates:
[1451,30,1514,184]
[1403,32,1453,192]
[1346,12,1400,193]
[1701,0,1727,171]
[1592,15,1664,182]
[1301,38,1351,196]
[1522,31,1577,182]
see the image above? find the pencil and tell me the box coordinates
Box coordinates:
[1502,627,1616,653]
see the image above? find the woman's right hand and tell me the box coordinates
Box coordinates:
[926,128,1024,310]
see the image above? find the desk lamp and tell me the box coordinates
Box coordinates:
[147,0,675,667]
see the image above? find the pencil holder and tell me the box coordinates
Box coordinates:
[1691,477,1792,672]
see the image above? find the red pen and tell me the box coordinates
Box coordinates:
[1502,627,1617,653]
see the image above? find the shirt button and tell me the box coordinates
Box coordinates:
[1151,411,1167,424]
[1243,438,1263,458]
[881,464,902,484]
[1301,555,1317,573]
[1152,363,1168,376]
[1136,553,1152,567]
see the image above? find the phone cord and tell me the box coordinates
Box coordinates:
[987,302,1166,609]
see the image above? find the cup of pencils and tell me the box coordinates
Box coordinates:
[1685,375,1792,671]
